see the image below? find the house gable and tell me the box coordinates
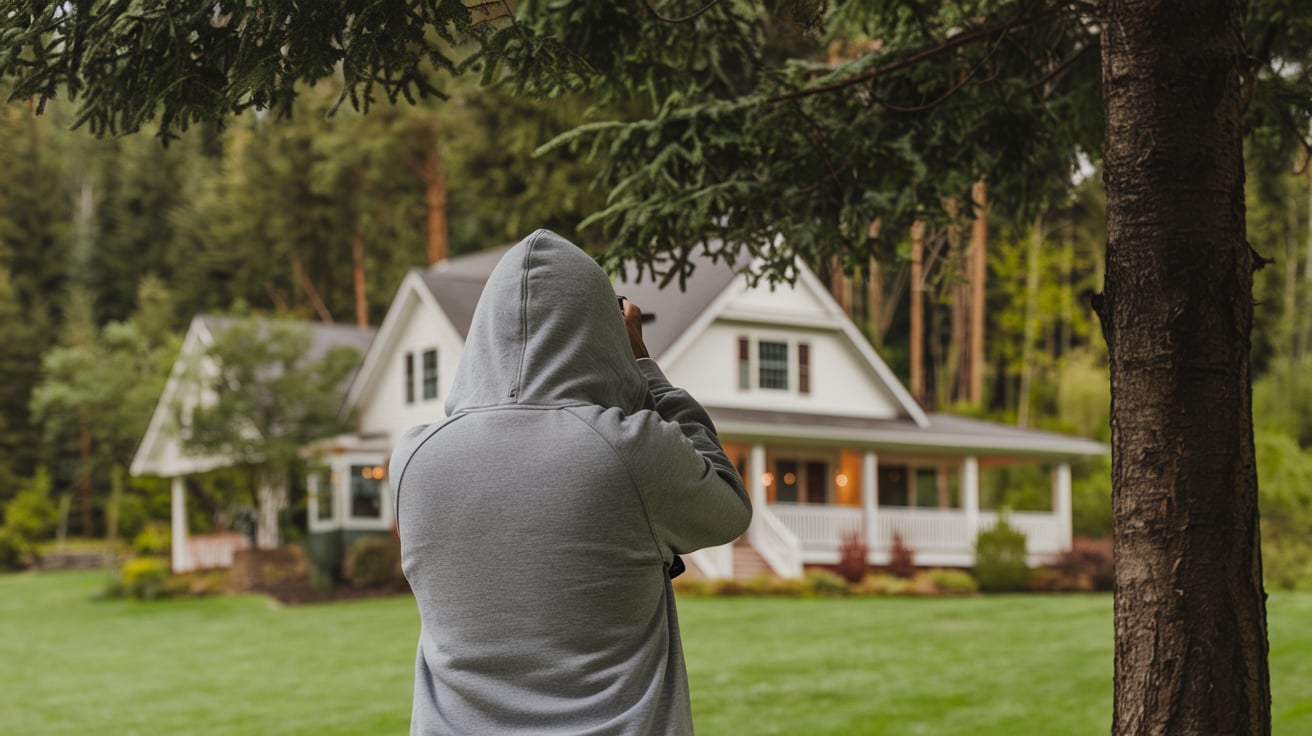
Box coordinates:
[345,270,467,444]
[131,317,229,477]
[657,261,929,426]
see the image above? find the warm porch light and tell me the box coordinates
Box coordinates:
[761,472,775,486]
[783,472,797,485]
[835,473,849,488]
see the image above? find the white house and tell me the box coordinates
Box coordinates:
[135,243,1105,579]
[131,315,378,573]
[298,243,1106,581]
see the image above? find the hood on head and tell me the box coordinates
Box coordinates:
[445,230,651,415]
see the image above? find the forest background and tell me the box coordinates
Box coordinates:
[1,39,1311,590]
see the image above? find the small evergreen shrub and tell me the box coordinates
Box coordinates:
[835,529,869,583]
[974,519,1030,592]
[887,532,916,579]
[708,578,747,596]
[803,569,850,597]
[343,536,403,588]
[766,577,806,597]
[120,557,171,600]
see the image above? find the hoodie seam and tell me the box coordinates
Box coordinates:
[511,231,544,402]
[562,406,668,567]
[392,414,470,536]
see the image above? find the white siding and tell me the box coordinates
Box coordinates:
[357,295,465,446]
[666,322,903,418]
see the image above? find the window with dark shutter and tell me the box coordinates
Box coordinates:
[404,352,415,404]
[798,343,811,394]
[758,341,789,389]
[737,337,750,389]
[422,349,438,400]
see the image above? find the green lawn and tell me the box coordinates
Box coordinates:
[2,572,1309,735]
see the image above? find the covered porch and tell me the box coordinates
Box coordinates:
[686,407,1105,579]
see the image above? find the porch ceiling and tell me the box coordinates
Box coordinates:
[705,406,1107,459]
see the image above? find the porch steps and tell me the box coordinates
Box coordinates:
[732,543,773,581]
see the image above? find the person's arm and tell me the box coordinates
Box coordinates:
[618,298,752,553]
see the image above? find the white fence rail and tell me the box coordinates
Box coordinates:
[182,532,251,572]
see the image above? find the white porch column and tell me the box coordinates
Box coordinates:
[962,456,980,544]
[861,451,878,553]
[170,476,192,573]
[1054,462,1073,551]
[750,444,768,510]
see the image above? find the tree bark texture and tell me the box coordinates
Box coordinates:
[1100,1,1270,733]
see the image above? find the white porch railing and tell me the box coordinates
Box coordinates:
[876,508,971,554]
[685,543,734,580]
[770,504,862,557]
[767,505,1066,567]
[181,532,251,573]
[748,503,804,578]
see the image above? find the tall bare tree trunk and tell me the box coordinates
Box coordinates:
[910,221,925,402]
[353,228,368,328]
[1017,216,1042,428]
[1100,1,1270,732]
[78,408,93,536]
[969,178,988,404]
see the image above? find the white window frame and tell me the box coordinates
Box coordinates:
[736,333,812,396]
[307,452,393,532]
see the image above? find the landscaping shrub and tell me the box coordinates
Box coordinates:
[921,568,979,595]
[742,573,773,596]
[119,557,171,600]
[803,569,850,597]
[132,523,171,556]
[974,519,1030,592]
[672,577,711,597]
[887,531,916,579]
[853,572,911,596]
[343,536,403,588]
[1052,537,1114,591]
[0,528,33,572]
[708,578,747,596]
[835,529,869,583]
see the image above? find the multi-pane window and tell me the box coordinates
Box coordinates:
[422,349,438,400]
[404,352,415,404]
[773,458,829,504]
[350,465,384,520]
[758,341,789,389]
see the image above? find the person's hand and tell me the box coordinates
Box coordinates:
[619,297,650,360]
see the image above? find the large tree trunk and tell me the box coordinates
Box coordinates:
[1100,1,1270,733]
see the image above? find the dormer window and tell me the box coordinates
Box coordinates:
[758,341,789,389]
[737,336,812,395]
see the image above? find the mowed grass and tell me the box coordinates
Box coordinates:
[2,572,1309,735]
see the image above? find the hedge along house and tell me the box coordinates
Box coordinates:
[329,242,1106,581]
[130,315,377,574]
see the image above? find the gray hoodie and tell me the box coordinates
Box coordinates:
[390,229,752,735]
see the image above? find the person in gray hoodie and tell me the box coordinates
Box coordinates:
[389,229,753,735]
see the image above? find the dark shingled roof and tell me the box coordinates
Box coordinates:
[416,244,742,358]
